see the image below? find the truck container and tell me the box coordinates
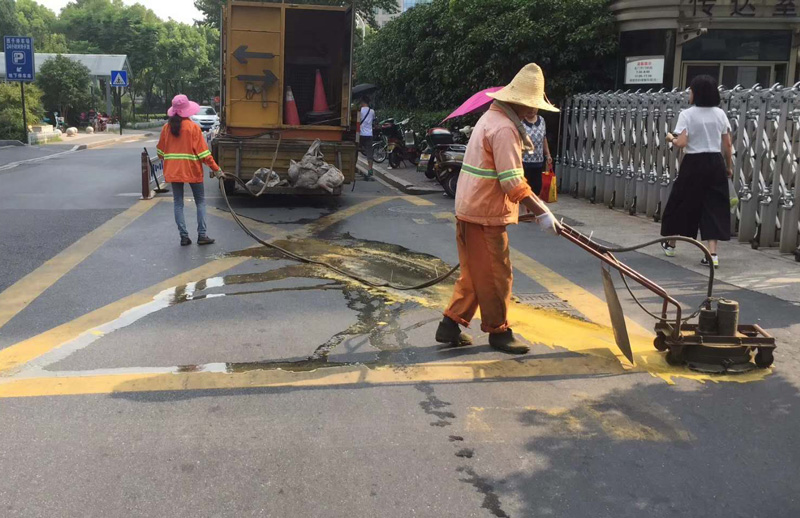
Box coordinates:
[213,0,357,195]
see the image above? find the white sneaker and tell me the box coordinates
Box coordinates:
[700,255,719,268]
[661,242,676,257]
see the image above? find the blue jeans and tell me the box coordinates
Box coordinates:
[172,182,207,238]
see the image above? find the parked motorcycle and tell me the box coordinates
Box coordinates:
[421,127,467,198]
[382,118,422,168]
[371,123,388,164]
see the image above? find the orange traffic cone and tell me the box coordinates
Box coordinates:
[284,86,301,125]
[311,69,330,114]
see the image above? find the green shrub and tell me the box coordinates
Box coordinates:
[0,83,44,141]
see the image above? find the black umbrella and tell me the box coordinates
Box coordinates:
[352,84,379,98]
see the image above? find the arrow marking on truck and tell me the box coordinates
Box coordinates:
[233,45,276,64]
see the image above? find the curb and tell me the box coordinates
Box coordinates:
[82,132,153,149]
[357,158,443,195]
[0,140,24,148]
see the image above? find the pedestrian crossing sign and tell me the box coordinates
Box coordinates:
[111,70,128,87]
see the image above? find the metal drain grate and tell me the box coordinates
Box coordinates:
[515,292,578,314]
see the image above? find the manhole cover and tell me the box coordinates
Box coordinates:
[516,292,578,313]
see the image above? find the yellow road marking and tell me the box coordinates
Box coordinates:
[0,194,405,375]
[432,211,650,337]
[0,200,159,332]
[0,256,249,375]
[0,356,623,399]
[305,196,399,235]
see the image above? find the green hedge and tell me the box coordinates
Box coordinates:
[0,83,43,141]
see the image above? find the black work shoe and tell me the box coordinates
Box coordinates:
[197,235,215,246]
[180,236,192,246]
[489,329,530,355]
[435,317,473,347]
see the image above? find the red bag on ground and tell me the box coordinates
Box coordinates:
[539,163,558,203]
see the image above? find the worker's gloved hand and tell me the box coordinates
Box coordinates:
[211,169,225,179]
[535,211,561,235]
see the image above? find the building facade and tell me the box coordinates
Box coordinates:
[612,0,800,90]
[374,0,432,26]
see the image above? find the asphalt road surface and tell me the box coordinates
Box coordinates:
[0,140,798,517]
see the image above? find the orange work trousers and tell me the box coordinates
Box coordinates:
[444,220,512,334]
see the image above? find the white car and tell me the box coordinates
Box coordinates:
[190,106,219,131]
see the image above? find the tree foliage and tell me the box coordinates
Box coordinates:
[356,0,617,110]
[0,0,20,38]
[14,0,68,52]
[0,82,43,141]
[37,54,92,123]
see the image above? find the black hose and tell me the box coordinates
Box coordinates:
[217,174,461,291]
[217,174,716,322]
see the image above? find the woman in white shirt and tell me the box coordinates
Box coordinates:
[662,75,734,268]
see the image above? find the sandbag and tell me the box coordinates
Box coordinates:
[286,139,344,192]
[245,168,282,194]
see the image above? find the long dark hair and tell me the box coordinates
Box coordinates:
[169,114,184,136]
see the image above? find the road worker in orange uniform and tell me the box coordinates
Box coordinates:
[436,64,562,354]
[157,94,224,247]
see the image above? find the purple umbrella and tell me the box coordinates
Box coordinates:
[442,86,503,122]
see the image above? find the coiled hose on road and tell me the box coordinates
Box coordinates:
[217,172,715,320]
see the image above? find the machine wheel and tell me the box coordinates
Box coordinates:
[388,150,402,169]
[653,334,668,352]
[755,349,774,368]
[222,179,237,195]
[372,143,387,164]
[665,345,685,366]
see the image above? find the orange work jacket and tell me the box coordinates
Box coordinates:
[156,119,221,183]
[454,105,533,226]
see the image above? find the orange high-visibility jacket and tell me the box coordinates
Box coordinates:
[156,119,221,183]
[454,105,533,227]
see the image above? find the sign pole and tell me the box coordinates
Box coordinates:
[20,82,28,143]
[118,87,123,136]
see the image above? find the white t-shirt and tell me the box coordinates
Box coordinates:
[359,107,375,137]
[674,106,731,154]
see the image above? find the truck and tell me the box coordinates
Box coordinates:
[212,0,358,195]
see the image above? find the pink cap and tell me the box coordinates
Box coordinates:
[167,94,200,118]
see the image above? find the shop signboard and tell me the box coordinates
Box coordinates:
[625,56,666,84]
[685,0,797,19]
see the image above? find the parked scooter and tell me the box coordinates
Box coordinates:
[421,127,467,198]
[383,117,422,168]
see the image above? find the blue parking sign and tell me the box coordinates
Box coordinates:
[4,36,35,82]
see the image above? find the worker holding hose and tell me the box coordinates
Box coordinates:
[157,94,224,246]
[435,64,562,354]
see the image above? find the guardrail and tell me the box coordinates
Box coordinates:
[141,147,169,199]
[555,84,800,256]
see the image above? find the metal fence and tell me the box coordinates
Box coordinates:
[555,84,800,255]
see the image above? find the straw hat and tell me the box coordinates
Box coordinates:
[487,63,559,112]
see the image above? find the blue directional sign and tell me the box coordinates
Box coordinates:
[4,36,35,82]
[110,70,128,87]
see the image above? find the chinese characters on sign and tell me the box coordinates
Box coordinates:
[690,0,797,17]
[3,36,35,81]
[625,57,666,85]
